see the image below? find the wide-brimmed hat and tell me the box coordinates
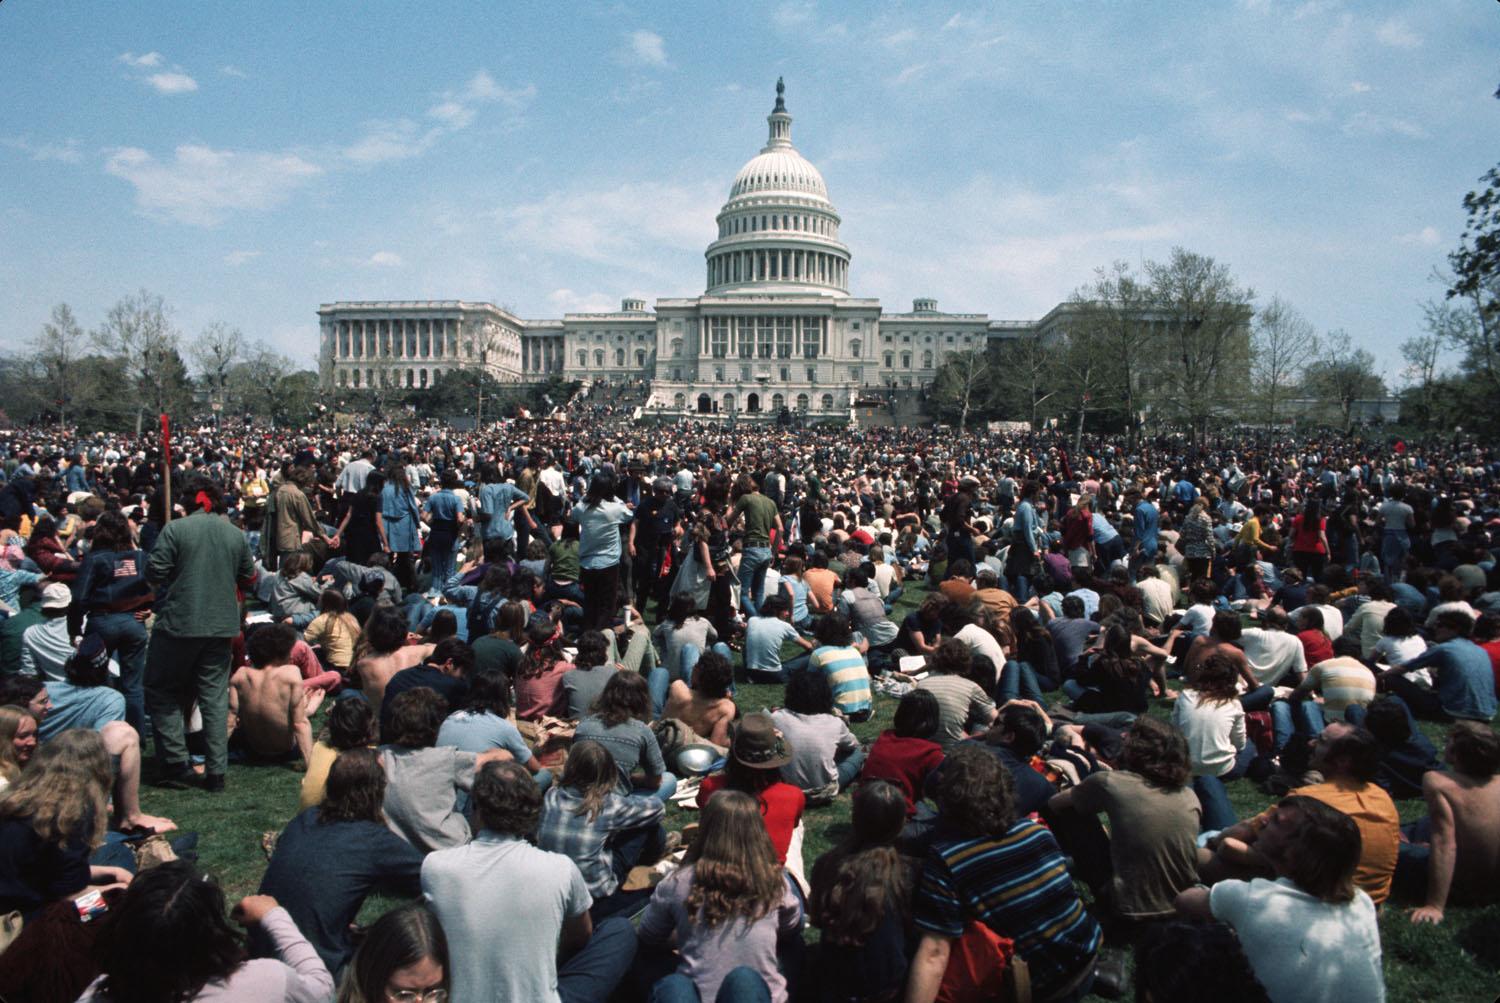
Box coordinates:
[731,712,792,770]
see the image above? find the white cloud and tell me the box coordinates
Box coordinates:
[500,181,721,272]
[344,118,442,164]
[773,2,816,30]
[220,65,247,78]
[626,30,668,67]
[1342,111,1425,139]
[1348,80,1371,94]
[223,249,262,266]
[883,29,917,48]
[350,70,535,164]
[1375,17,1421,49]
[546,288,620,313]
[1397,226,1440,246]
[119,51,163,68]
[427,101,475,128]
[5,137,82,163]
[367,251,404,267]
[146,71,199,94]
[460,70,534,108]
[893,64,926,85]
[104,144,322,226]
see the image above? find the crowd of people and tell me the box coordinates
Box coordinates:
[0,413,1498,1002]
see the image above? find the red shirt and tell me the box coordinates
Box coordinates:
[1298,629,1334,668]
[1480,640,1500,697]
[861,730,945,816]
[697,773,805,863]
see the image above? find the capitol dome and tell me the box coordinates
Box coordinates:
[704,79,851,297]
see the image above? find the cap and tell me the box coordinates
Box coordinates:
[40,582,72,610]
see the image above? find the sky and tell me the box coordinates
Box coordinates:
[2,1,1496,383]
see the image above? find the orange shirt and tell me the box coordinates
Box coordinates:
[1252,779,1399,904]
[804,568,839,614]
[938,578,977,607]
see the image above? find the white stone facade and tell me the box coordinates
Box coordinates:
[319,82,1042,417]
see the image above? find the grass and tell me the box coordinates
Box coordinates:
[136,582,1500,1002]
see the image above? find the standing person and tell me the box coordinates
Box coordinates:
[573,472,634,631]
[421,469,467,598]
[68,510,153,736]
[1179,497,1216,583]
[381,460,423,593]
[476,462,531,562]
[421,760,637,1003]
[1005,480,1043,600]
[632,476,680,617]
[334,470,385,566]
[728,472,781,618]
[1290,498,1330,581]
[1378,485,1415,582]
[273,465,335,567]
[636,790,804,1003]
[1128,486,1160,570]
[144,477,256,793]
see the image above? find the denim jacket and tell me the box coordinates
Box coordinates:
[68,548,153,635]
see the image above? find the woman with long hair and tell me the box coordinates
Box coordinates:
[1062,624,1150,715]
[261,748,425,973]
[0,705,37,789]
[79,861,334,1002]
[514,619,573,722]
[638,790,804,1003]
[304,588,361,676]
[337,903,449,1003]
[652,593,723,696]
[0,729,130,919]
[381,459,423,591]
[537,740,668,919]
[808,781,916,1003]
[1179,496,1216,583]
[575,671,675,800]
[1290,497,1330,581]
[70,509,153,735]
[25,514,79,581]
[696,713,806,866]
[572,470,634,631]
[1175,653,1255,831]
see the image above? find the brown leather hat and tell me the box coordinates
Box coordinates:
[731,712,792,770]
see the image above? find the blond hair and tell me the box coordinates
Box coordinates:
[0,728,111,848]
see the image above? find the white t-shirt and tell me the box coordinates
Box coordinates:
[955,622,1007,683]
[1241,628,1307,687]
[1307,603,1344,642]
[1138,577,1174,627]
[1172,688,1245,777]
[1211,877,1385,1003]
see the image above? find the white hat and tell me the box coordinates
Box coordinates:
[40,582,72,610]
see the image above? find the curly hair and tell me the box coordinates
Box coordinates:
[935,745,1016,839]
[1191,652,1241,706]
[384,687,449,749]
[472,760,542,837]
[809,781,911,947]
[687,790,787,929]
[1120,716,1191,791]
[1273,796,1361,904]
[1133,920,1270,1003]
[324,696,375,750]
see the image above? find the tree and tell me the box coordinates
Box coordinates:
[991,335,1058,429]
[928,345,992,431]
[189,322,246,413]
[1052,317,1117,456]
[233,346,299,425]
[1304,331,1385,433]
[1069,261,1155,444]
[1250,296,1318,431]
[1145,248,1255,445]
[33,303,91,427]
[93,289,192,432]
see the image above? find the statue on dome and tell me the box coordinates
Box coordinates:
[773,76,786,113]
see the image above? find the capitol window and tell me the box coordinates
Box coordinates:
[820,393,834,411]
[923,351,933,368]
[883,352,893,368]
[594,350,604,367]
[615,349,625,366]
[670,338,682,357]
[849,338,861,358]
[902,353,911,368]
[577,351,587,367]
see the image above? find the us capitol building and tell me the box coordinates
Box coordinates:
[318,80,1068,420]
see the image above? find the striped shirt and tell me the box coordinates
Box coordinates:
[916,820,1101,998]
[809,645,872,717]
[1296,656,1377,716]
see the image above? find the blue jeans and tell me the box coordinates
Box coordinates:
[882,584,904,612]
[746,651,810,685]
[1382,529,1410,580]
[1239,684,1276,712]
[88,611,150,737]
[1270,697,1326,754]
[997,660,1049,703]
[558,915,638,1003]
[1191,742,1257,832]
[651,967,771,1003]
[634,771,679,802]
[739,547,773,617]
[427,546,457,596]
[1061,678,1090,703]
[648,642,734,715]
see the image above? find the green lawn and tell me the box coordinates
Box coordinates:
[137,583,1500,1002]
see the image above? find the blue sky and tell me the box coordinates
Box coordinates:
[2,1,1495,382]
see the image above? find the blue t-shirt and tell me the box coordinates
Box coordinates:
[1133,501,1159,555]
[437,709,534,764]
[478,482,529,541]
[424,490,464,524]
[746,616,801,675]
[38,680,125,740]
[571,499,633,571]
[1403,638,1497,721]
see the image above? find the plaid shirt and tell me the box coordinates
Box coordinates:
[537,785,664,897]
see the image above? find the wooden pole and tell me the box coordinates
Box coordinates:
[160,413,172,523]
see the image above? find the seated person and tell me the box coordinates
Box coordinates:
[258,748,424,973]
[303,588,361,675]
[1175,797,1384,1003]
[436,666,551,788]
[379,638,473,740]
[229,623,314,768]
[574,671,675,801]
[697,714,806,866]
[1379,609,1498,723]
[1200,722,1399,906]
[379,688,507,852]
[299,695,376,810]
[961,699,1057,818]
[1360,694,1440,801]
[1398,721,1500,924]
[862,689,946,818]
[662,650,737,752]
[808,613,874,722]
[268,552,322,629]
[916,637,997,749]
[354,607,434,726]
[1132,920,1271,1003]
[771,669,864,805]
[513,619,573,723]
[743,595,814,685]
[560,630,618,721]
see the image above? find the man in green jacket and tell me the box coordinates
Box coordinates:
[145,476,256,792]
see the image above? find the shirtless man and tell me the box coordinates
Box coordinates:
[662,650,737,751]
[228,623,314,768]
[1183,611,1262,695]
[354,607,434,724]
[1406,721,1500,924]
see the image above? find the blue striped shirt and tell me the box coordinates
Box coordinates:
[916,820,1101,998]
[809,644,872,716]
